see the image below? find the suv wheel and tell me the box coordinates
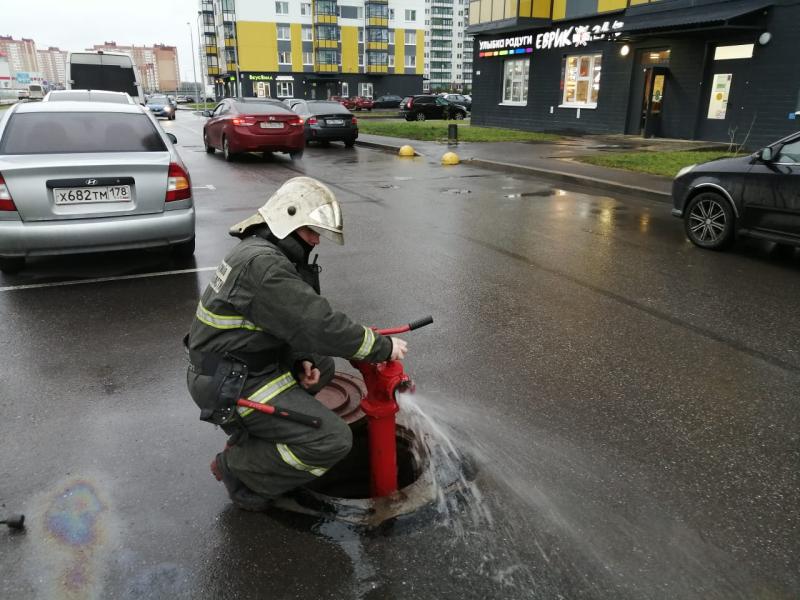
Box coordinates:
[454,112,465,120]
[415,113,426,122]
[684,192,735,250]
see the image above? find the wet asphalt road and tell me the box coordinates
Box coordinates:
[1,111,799,600]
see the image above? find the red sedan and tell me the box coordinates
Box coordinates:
[330,96,355,110]
[350,96,374,111]
[202,99,305,161]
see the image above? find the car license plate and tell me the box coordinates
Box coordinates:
[260,122,284,129]
[53,185,132,205]
[327,119,344,126]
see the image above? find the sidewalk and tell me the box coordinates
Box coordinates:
[356,132,704,202]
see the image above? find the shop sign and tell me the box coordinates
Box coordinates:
[478,20,624,58]
[707,73,732,120]
[248,74,273,81]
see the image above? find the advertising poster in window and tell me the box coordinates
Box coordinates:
[707,73,732,120]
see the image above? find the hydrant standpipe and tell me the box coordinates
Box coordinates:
[353,316,433,498]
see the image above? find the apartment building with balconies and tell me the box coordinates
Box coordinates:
[424,0,473,92]
[203,0,425,101]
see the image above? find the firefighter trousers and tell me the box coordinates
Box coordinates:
[223,356,352,500]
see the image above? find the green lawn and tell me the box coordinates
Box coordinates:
[357,120,560,143]
[577,150,738,178]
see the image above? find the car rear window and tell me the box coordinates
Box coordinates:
[307,102,349,114]
[234,101,291,114]
[0,112,167,154]
[148,96,169,103]
[49,91,130,104]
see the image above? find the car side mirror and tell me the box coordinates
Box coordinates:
[202,110,212,117]
[166,133,178,144]
[759,147,774,162]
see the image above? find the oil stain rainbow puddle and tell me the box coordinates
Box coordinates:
[26,476,117,600]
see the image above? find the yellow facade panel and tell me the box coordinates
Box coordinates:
[598,0,627,12]
[480,0,492,22]
[341,26,359,73]
[492,0,505,20]
[552,0,567,20]
[237,21,277,71]
[290,23,303,72]
[416,29,424,75]
[394,27,404,74]
[519,0,532,17]
[470,1,481,24]
[532,0,552,17]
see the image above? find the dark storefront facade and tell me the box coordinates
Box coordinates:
[228,72,422,102]
[469,0,800,150]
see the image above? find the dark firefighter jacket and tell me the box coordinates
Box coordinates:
[186,225,392,421]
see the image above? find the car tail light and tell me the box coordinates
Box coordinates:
[0,173,17,212]
[231,116,256,126]
[406,97,414,108]
[166,162,191,202]
[306,117,318,125]
[351,117,358,125]
[288,117,304,127]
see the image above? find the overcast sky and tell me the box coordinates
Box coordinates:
[4,0,203,82]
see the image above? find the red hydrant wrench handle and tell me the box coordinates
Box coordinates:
[376,315,433,336]
[236,399,322,429]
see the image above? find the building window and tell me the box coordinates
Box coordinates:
[302,26,313,42]
[360,82,373,98]
[358,28,364,43]
[405,31,416,45]
[341,82,349,97]
[405,9,416,21]
[389,8,394,19]
[275,1,289,15]
[300,2,311,16]
[277,81,293,97]
[562,54,601,107]
[405,55,416,68]
[388,30,395,45]
[278,51,291,65]
[303,51,313,65]
[277,25,291,40]
[389,54,395,67]
[502,57,529,105]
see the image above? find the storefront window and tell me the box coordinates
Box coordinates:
[277,81,293,98]
[562,53,601,108]
[502,58,529,105]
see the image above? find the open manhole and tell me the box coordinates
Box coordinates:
[272,372,472,528]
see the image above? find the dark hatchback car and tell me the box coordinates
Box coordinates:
[373,95,403,109]
[399,95,467,121]
[290,100,358,147]
[672,131,800,250]
[202,98,304,160]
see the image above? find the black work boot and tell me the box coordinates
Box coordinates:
[210,453,271,512]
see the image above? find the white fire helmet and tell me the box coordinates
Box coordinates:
[230,176,344,244]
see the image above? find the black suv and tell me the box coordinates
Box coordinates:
[672,130,800,250]
[399,95,467,122]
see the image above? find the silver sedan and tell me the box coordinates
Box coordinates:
[0,100,195,273]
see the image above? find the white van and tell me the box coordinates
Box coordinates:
[66,51,144,104]
[27,84,44,100]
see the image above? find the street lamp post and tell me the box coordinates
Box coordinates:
[196,11,207,110]
[187,21,200,108]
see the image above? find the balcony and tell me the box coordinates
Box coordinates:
[366,41,389,51]
[206,66,220,75]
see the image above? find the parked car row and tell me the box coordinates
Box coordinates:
[399,95,468,121]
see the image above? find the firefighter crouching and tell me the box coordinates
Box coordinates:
[186,176,408,512]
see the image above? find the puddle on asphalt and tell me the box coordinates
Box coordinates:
[504,189,558,198]
[376,184,400,189]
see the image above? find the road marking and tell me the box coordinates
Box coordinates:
[0,266,216,293]
[192,184,217,190]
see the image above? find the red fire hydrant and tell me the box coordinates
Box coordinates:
[352,316,432,498]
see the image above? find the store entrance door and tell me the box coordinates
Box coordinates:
[626,48,671,136]
[697,44,755,143]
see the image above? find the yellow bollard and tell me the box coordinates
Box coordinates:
[441,151,460,165]
[398,145,415,157]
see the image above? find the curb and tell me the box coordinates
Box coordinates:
[466,158,672,203]
[355,139,423,156]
